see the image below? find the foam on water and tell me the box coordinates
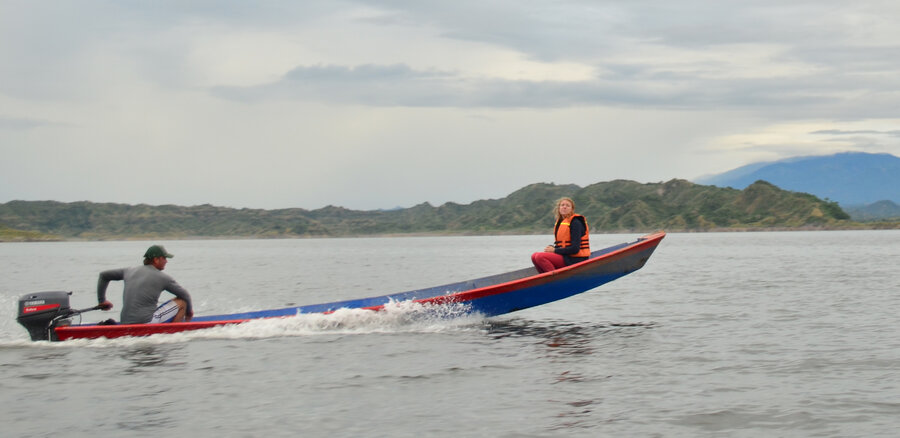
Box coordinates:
[2,299,483,349]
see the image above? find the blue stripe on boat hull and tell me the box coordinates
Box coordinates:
[192,234,660,322]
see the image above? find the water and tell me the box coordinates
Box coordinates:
[1,231,898,437]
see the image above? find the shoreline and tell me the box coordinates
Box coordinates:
[2,223,898,243]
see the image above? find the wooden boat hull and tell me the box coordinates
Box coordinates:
[53,232,665,341]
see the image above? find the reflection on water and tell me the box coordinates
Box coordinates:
[18,349,72,380]
[481,317,656,356]
[120,344,185,375]
[550,398,602,432]
[482,318,658,432]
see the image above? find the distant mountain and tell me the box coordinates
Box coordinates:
[0,179,867,241]
[844,200,900,222]
[695,152,900,206]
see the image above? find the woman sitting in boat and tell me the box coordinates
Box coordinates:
[531,197,590,273]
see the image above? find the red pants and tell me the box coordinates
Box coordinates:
[531,252,566,273]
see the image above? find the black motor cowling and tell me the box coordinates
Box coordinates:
[16,291,73,341]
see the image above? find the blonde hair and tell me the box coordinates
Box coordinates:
[554,197,576,222]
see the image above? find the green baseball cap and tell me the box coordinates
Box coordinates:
[144,245,174,259]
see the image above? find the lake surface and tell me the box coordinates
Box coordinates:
[1,231,898,437]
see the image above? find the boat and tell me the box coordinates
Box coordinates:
[16,231,665,341]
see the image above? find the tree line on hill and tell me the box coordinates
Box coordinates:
[1,179,895,242]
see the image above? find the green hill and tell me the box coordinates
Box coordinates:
[1,179,889,241]
[0,224,61,242]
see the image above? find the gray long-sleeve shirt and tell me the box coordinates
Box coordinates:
[98,265,193,324]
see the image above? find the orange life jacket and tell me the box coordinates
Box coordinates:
[554,214,591,258]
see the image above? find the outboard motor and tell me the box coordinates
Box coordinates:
[17,291,74,341]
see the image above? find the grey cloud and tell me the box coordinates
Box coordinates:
[213,64,461,106]
[339,1,900,117]
[5,1,898,117]
[284,64,449,82]
[211,64,628,107]
[812,130,900,137]
[202,0,900,118]
[353,0,629,62]
[212,61,870,115]
[0,2,345,100]
[351,0,892,57]
[0,116,58,131]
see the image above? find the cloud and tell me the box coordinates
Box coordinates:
[213,64,456,105]
[194,1,900,119]
[0,116,59,131]
[812,129,900,137]
[209,60,880,117]
[6,1,900,117]
[2,1,900,210]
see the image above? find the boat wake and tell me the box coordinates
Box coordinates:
[3,300,483,348]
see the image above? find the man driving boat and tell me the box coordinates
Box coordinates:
[97,245,193,324]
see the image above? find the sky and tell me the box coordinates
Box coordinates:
[2,1,899,211]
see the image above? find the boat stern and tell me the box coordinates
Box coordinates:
[16,291,73,341]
